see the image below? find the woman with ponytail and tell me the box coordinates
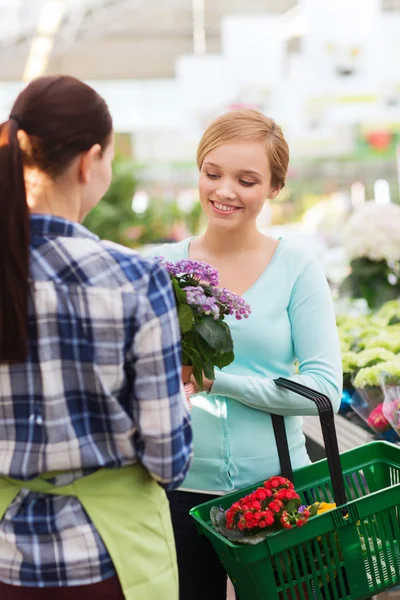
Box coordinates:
[0,76,192,600]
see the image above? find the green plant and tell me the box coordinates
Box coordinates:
[340,202,400,309]
[340,258,400,310]
[353,360,400,389]
[355,348,396,368]
[84,155,137,245]
[156,258,251,387]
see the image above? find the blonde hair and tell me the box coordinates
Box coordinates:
[196,108,289,189]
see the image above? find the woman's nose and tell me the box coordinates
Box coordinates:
[215,187,237,201]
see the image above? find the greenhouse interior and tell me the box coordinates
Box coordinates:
[1,1,400,599]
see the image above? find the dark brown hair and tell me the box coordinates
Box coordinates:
[0,75,113,363]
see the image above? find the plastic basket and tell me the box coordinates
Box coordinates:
[190,378,400,600]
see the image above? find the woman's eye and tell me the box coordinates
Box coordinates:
[206,173,220,180]
[240,180,256,187]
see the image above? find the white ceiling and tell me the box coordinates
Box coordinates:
[0,0,298,80]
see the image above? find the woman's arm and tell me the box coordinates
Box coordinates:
[127,262,193,489]
[210,255,342,416]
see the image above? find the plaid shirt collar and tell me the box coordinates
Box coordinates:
[30,213,99,241]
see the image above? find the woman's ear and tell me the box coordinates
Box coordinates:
[78,143,102,184]
[268,186,281,200]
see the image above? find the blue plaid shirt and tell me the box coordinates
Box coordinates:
[0,214,192,588]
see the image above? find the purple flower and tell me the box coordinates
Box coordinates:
[298,506,307,514]
[156,257,219,286]
[156,257,251,321]
[211,288,251,320]
[184,286,220,320]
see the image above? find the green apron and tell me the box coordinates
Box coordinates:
[0,463,178,600]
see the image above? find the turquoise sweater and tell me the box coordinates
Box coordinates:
[152,237,342,492]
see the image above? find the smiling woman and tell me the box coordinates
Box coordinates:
[199,140,279,227]
[149,108,342,600]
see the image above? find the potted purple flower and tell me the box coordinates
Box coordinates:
[156,258,251,387]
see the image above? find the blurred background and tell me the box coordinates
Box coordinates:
[2,5,400,599]
[1,0,400,457]
[0,0,399,254]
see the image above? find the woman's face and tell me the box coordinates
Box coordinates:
[198,140,280,232]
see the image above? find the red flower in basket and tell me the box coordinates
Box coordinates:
[280,511,293,530]
[268,499,284,513]
[211,475,310,544]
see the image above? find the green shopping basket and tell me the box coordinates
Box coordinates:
[189,377,400,600]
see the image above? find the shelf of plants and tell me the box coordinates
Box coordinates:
[338,299,400,442]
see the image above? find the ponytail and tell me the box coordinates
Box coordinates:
[0,118,29,362]
[0,75,112,363]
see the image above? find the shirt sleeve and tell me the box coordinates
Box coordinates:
[211,255,343,416]
[127,261,193,490]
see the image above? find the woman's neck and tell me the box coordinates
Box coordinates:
[201,224,266,256]
[25,169,82,222]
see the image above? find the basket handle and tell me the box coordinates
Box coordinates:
[272,377,347,509]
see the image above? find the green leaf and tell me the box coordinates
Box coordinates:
[192,361,203,389]
[309,502,320,517]
[342,258,400,310]
[182,349,191,366]
[233,530,271,545]
[195,317,233,352]
[219,321,234,352]
[209,506,271,545]
[285,498,301,513]
[181,334,201,366]
[171,278,187,304]
[196,334,216,361]
[214,350,234,370]
[210,506,224,529]
[202,361,215,381]
[389,315,400,326]
[178,304,194,333]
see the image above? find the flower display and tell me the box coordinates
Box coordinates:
[342,202,400,264]
[156,257,251,387]
[340,202,400,309]
[210,476,313,545]
[353,360,400,389]
[366,403,391,433]
[381,362,400,435]
[354,348,396,368]
[374,299,400,324]
[336,301,400,440]
[383,392,400,434]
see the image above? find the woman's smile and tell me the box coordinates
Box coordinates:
[210,200,243,215]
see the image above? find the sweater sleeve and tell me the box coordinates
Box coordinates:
[211,254,342,416]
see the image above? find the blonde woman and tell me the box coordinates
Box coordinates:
[152,109,342,600]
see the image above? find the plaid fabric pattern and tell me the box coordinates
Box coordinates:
[0,215,192,588]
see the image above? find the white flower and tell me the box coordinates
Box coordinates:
[342,202,400,263]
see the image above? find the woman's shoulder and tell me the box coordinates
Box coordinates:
[145,238,192,261]
[278,237,320,277]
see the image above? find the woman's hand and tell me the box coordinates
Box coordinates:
[183,382,195,411]
[190,374,214,394]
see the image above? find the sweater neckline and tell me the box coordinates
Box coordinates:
[184,236,284,299]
